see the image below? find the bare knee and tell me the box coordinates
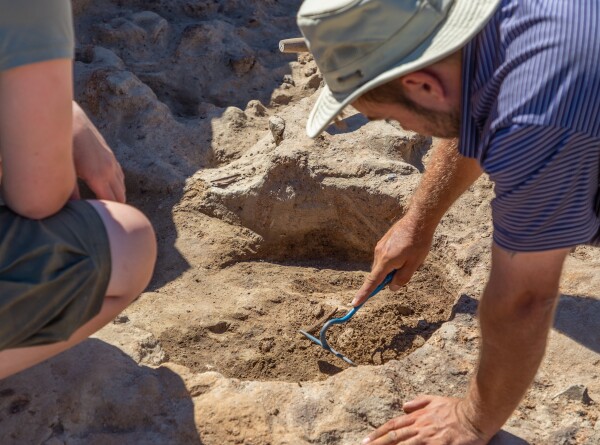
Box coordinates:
[87,200,157,299]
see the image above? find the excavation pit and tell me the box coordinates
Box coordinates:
[159,256,461,382]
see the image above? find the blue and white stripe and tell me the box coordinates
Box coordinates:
[459,0,600,251]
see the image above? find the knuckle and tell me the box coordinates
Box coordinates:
[386,430,398,442]
[390,417,404,429]
[364,274,379,284]
[379,252,393,263]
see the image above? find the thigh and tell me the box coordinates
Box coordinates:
[0,200,111,351]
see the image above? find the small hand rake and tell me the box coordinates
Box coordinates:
[299,270,396,366]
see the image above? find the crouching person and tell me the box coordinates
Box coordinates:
[0,0,156,378]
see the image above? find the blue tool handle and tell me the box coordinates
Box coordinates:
[322,269,396,332]
[318,270,396,352]
[355,269,397,311]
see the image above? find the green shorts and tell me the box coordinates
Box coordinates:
[0,200,111,351]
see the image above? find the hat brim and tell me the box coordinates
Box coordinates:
[306,0,501,138]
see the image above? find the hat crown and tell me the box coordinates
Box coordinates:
[298,0,454,94]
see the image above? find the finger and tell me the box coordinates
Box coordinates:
[116,163,127,203]
[352,264,390,307]
[362,417,416,445]
[116,161,125,182]
[111,178,126,203]
[402,395,433,413]
[366,428,418,445]
[89,179,117,202]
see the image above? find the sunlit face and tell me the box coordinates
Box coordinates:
[352,97,461,139]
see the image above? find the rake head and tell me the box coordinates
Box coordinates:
[299,270,396,366]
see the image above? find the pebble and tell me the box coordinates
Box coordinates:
[113,314,130,324]
[206,321,230,334]
[269,116,286,146]
[552,384,593,405]
[245,100,266,117]
[282,74,295,86]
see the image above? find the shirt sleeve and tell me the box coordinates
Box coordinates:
[0,0,74,72]
[482,124,600,252]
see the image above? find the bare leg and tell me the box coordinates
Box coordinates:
[0,200,156,379]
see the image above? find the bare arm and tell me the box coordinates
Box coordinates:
[361,244,569,445]
[460,245,569,437]
[353,138,482,305]
[403,138,483,237]
[72,101,126,203]
[0,59,75,219]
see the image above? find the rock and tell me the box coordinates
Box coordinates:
[221,106,247,128]
[0,343,198,444]
[113,314,130,324]
[412,335,426,348]
[553,384,594,405]
[303,65,318,77]
[41,438,64,445]
[206,321,230,334]
[304,72,323,90]
[269,115,286,146]
[89,46,126,69]
[271,90,292,105]
[245,99,267,117]
[282,74,295,86]
[229,54,256,76]
[312,304,325,319]
[548,426,579,445]
[259,338,275,353]
[193,364,406,445]
[94,323,167,366]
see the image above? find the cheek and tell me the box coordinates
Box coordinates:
[395,114,424,132]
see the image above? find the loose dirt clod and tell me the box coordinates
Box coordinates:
[269,115,286,146]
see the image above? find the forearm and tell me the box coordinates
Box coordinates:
[461,246,568,438]
[72,101,92,140]
[405,138,482,236]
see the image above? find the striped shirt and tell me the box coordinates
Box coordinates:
[459,0,600,251]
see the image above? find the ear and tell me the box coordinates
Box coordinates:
[399,71,447,110]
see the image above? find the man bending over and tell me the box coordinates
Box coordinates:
[297,0,600,443]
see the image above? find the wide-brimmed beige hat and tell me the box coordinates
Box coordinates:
[297,0,501,138]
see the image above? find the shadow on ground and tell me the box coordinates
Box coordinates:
[451,294,600,356]
[0,340,201,445]
[490,430,531,445]
[553,294,600,354]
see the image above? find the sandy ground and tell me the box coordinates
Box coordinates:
[0,1,599,444]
